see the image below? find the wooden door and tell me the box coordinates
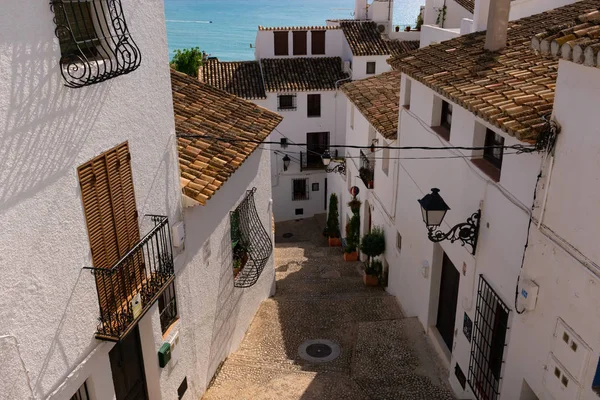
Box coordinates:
[109,326,148,400]
[306,132,329,168]
[436,253,460,352]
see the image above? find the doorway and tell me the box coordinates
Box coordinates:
[436,253,460,353]
[109,326,148,400]
[306,132,329,168]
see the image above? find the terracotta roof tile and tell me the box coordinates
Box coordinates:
[340,21,419,56]
[532,6,600,67]
[389,0,600,142]
[258,25,340,30]
[453,0,475,14]
[171,70,282,205]
[198,58,266,99]
[261,57,349,92]
[341,71,401,140]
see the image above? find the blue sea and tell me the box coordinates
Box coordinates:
[165,0,425,61]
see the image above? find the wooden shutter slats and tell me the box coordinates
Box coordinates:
[78,142,140,317]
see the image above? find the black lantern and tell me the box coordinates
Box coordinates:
[418,188,481,255]
[322,149,332,167]
[282,154,291,171]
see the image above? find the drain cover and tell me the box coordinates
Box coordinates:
[298,339,340,363]
[282,233,294,238]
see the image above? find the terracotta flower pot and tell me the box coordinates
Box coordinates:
[363,272,379,286]
[344,251,358,262]
[328,237,342,247]
[233,267,241,278]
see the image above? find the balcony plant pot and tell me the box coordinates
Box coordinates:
[329,237,342,247]
[233,267,241,278]
[363,271,379,286]
[344,251,358,262]
[404,26,411,32]
[395,26,400,32]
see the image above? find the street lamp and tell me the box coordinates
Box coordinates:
[418,188,481,255]
[282,154,291,171]
[321,150,346,176]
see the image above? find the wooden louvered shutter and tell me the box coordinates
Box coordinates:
[293,31,307,55]
[78,142,140,316]
[311,31,326,55]
[274,31,289,56]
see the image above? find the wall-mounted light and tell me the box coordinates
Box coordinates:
[282,154,291,171]
[321,150,346,176]
[418,188,481,255]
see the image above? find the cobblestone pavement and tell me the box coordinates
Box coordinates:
[202,216,454,400]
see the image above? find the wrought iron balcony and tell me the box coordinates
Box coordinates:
[359,150,375,189]
[84,215,174,341]
[300,152,326,171]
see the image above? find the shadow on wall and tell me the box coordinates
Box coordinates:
[0,38,110,212]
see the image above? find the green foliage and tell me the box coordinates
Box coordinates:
[347,198,362,213]
[435,5,447,27]
[345,214,361,253]
[365,260,383,276]
[325,193,341,238]
[360,226,386,258]
[170,47,203,78]
[416,12,424,30]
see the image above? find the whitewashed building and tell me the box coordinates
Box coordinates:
[0,1,281,399]
[198,0,419,222]
[328,0,600,399]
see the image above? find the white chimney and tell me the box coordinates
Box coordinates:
[355,0,368,20]
[484,0,511,51]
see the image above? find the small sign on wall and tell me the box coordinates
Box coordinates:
[463,312,473,342]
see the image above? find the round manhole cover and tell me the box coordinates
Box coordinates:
[282,233,294,238]
[298,339,340,363]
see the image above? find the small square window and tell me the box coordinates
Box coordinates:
[312,183,319,191]
[483,128,505,169]
[280,138,288,148]
[70,381,90,400]
[54,1,100,60]
[278,94,297,111]
[396,231,402,252]
[295,208,304,215]
[366,61,376,74]
[159,281,178,334]
[441,101,452,130]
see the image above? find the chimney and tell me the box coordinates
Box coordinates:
[354,0,368,20]
[484,0,511,51]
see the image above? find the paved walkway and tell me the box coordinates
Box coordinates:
[202,216,454,400]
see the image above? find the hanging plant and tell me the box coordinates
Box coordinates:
[348,198,362,214]
[435,5,447,27]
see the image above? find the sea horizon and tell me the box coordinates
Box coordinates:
[165,0,425,61]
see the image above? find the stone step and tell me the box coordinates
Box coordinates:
[274,244,345,260]
[275,277,387,298]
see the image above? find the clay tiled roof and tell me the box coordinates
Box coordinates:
[453,0,475,14]
[171,70,282,205]
[261,57,349,92]
[389,0,600,142]
[340,21,418,56]
[341,71,401,140]
[532,7,600,67]
[198,58,266,99]
[258,25,340,30]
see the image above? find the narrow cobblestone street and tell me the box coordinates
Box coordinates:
[202,216,454,400]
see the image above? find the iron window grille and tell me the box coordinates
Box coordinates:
[292,178,309,201]
[366,61,376,74]
[483,129,505,169]
[158,281,178,334]
[50,0,141,88]
[230,188,273,288]
[307,94,321,117]
[83,215,175,341]
[278,94,297,111]
[468,275,510,400]
[70,381,90,400]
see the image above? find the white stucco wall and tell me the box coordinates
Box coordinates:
[254,29,345,60]
[178,147,276,398]
[419,25,461,47]
[423,0,473,28]
[0,0,183,398]
[497,61,600,400]
[259,90,347,222]
[351,55,392,80]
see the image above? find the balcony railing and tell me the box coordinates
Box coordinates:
[359,150,374,189]
[84,215,174,341]
[300,151,326,171]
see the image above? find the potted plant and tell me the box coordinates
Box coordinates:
[364,260,382,286]
[233,258,242,278]
[344,214,360,261]
[232,240,249,277]
[325,193,341,247]
[347,198,362,214]
[360,226,386,285]
[416,13,424,31]
[404,26,411,32]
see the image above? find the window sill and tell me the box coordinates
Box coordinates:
[278,108,297,112]
[471,158,501,182]
[307,115,321,118]
[431,126,450,142]
[161,316,180,340]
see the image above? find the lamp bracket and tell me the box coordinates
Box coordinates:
[427,210,481,255]
[325,159,346,176]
